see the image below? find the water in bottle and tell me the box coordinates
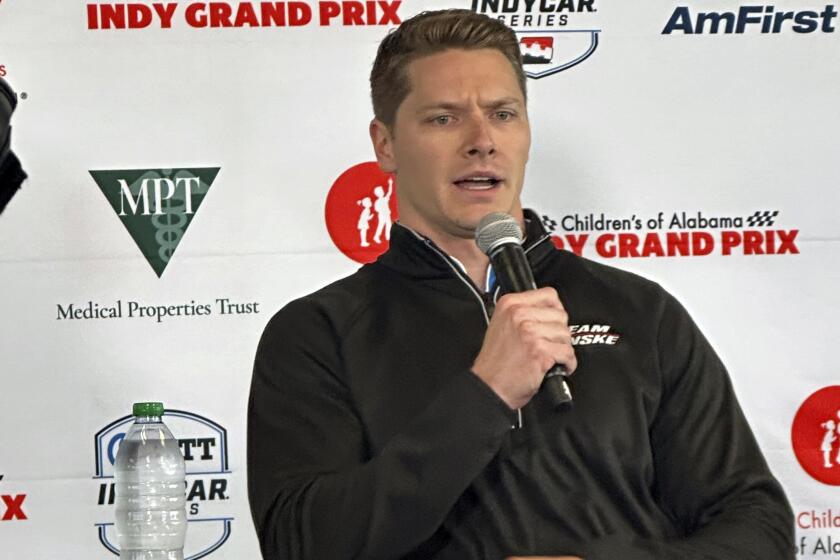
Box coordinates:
[115,402,187,560]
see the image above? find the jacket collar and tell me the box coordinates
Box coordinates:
[377,209,555,281]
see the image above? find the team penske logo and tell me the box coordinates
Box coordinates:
[570,323,621,346]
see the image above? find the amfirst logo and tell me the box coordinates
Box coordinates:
[0,474,27,522]
[663,4,838,35]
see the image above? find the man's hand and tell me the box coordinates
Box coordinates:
[472,287,577,410]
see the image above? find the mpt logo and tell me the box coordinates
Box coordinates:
[93,409,233,559]
[90,167,220,277]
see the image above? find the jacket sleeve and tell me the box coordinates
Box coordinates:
[247,298,514,560]
[579,291,794,560]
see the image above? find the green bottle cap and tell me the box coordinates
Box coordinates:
[133,402,164,417]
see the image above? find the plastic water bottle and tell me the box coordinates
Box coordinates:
[115,402,187,560]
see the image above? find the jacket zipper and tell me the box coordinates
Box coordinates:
[420,238,491,324]
[414,232,552,430]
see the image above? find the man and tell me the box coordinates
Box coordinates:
[248,9,793,559]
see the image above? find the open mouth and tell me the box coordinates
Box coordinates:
[453,176,502,191]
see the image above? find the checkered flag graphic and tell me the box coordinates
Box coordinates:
[746,210,779,227]
[541,214,558,232]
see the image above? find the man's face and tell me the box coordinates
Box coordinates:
[371,48,531,240]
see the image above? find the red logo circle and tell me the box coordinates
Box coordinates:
[791,385,840,485]
[325,162,399,264]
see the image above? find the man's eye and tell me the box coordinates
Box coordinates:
[495,111,514,121]
[433,115,451,125]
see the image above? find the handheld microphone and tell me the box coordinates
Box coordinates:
[475,212,572,408]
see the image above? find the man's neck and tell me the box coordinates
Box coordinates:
[399,224,489,289]
[399,210,527,290]
[438,237,491,290]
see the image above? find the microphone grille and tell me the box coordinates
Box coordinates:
[475,212,523,255]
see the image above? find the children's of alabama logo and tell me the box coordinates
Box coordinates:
[325,161,397,264]
[93,409,233,559]
[471,0,600,79]
[792,386,840,486]
[90,167,219,277]
[542,209,799,258]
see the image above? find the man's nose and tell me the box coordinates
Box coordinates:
[464,115,496,157]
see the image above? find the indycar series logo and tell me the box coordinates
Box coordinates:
[93,409,233,559]
[471,0,601,78]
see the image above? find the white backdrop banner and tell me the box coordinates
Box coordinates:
[1,0,838,558]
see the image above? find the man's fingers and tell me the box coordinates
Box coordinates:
[474,285,575,410]
[553,343,578,375]
[535,322,573,343]
[497,286,565,310]
[505,302,568,328]
[533,339,577,375]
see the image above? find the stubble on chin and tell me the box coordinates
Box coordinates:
[447,211,488,237]
[434,221,475,241]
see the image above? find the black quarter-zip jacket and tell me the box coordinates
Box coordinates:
[248,210,793,560]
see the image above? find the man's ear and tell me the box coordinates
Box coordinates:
[369,119,397,173]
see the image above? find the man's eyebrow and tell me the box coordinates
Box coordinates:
[483,97,524,109]
[414,102,464,114]
[414,97,524,114]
